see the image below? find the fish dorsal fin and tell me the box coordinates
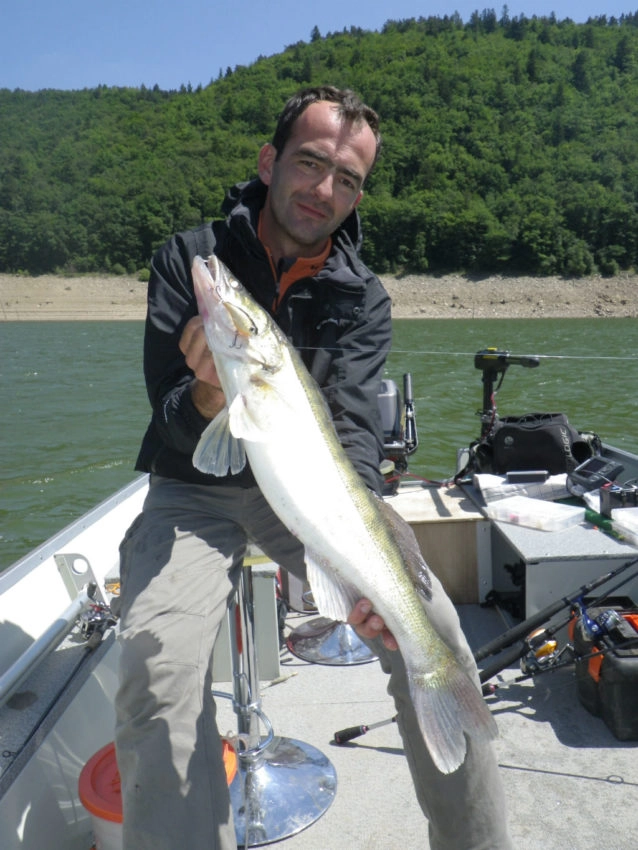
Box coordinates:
[193,406,247,476]
[377,496,432,601]
[305,552,362,623]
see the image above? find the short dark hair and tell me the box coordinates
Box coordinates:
[271,86,382,170]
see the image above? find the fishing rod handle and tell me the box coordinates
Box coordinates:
[333,725,368,744]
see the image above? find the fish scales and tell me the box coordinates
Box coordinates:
[191,254,497,774]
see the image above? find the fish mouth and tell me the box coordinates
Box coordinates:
[204,255,225,300]
[204,254,243,300]
[200,256,255,336]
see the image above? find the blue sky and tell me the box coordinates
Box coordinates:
[3,0,635,91]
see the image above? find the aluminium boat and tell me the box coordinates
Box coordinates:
[1,360,637,850]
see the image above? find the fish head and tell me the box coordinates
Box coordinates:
[191,254,283,373]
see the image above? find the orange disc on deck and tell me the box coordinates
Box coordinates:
[79,739,238,823]
[79,742,122,823]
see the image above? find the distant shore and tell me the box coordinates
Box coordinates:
[1,271,637,320]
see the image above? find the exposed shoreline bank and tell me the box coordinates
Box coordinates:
[1,271,637,321]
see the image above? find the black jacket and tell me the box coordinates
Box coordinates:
[135,179,392,494]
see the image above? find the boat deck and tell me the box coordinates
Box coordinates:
[213,602,637,850]
[2,470,638,849]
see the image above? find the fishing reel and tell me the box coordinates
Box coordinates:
[79,601,118,648]
[574,603,636,644]
[516,605,625,677]
[78,575,120,648]
[519,627,574,676]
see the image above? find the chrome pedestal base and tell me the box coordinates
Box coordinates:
[230,735,337,847]
[287,617,378,666]
[224,560,336,847]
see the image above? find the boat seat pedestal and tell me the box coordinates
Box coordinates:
[216,560,337,847]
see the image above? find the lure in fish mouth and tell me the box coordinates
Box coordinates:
[191,254,498,774]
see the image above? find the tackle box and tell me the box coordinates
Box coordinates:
[484,495,585,531]
[571,598,638,740]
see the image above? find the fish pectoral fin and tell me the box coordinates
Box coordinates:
[305,554,361,623]
[407,664,498,775]
[226,376,297,443]
[227,393,269,442]
[377,496,432,600]
[192,407,247,476]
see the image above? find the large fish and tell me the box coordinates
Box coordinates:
[191,254,497,773]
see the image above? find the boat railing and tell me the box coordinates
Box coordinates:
[0,583,96,708]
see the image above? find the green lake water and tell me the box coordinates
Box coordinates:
[1,318,636,570]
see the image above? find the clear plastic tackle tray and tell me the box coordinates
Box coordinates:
[485,495,586,532]
[611,507,638,547]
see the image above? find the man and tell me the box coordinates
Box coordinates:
[115,86,512,849]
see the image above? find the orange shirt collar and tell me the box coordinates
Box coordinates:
[258,213,331,307]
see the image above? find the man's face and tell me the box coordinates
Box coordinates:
[258,100,377,261]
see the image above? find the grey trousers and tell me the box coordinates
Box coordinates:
[114,476,512,850]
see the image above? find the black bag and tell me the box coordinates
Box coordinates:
[470,412,598,475]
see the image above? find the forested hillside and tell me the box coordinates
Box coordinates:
[2,11,638,277]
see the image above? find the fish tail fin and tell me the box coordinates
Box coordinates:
[407,665,498,775]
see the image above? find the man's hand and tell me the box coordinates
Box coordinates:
[179,316,225,419]
[348,598,398,651]
[180,316,219,384]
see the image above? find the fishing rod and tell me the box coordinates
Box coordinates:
[335,630,638,741]
[333,715,397,744]
[477,560,638,684]
[473,556,638,669]
[484,635,638,694]
[335,629,638,741]
[478,566,638,688]
[334,558,638,739]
